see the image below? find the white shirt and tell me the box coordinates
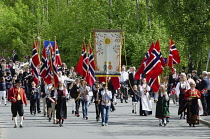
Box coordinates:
[175,81,190,95]
[80,86,90,101]
[120,71,128,82]
[101,90,112,106]
[140,84,150,93]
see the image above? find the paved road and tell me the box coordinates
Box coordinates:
[0,99,209,139]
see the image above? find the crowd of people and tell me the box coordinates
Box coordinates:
[0,51,209,128]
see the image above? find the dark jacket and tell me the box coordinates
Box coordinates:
[128,72,140,88]
[70,84,80,99]
[0,82,6,91]
[199,77,209,96]
[30,88,40,100]
[130,90,140,102]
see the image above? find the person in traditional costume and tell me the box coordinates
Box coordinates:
[139,78,152,116]
[175,73,190,119]
[155,84,170,126]
[184,81,201,127]
[55,81,68,127]
[130,85,140,114]
[8,78,27,128]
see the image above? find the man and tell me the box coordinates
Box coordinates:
[92,83,101,121]
[70,78,80,117]
[207,72,210,114]
[198,71,209,116]
[192,70,200,89]
[119,66,128,103]
[128,67,140,91]
[12,50,18,63]
[8,78,27,128]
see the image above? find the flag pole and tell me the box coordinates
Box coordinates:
[49,39,55,87]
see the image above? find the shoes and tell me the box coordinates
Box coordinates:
[19,124,23,128]
[43,114,46,117]
[132,110,134,113]
[14,125,17,128]
[72,110,75,114]
[200,114,208,116]
[86,117,88,120]
[5,104,6,106]
[96,117,100,122]
[163,123,167,127]
[193,124,195,127]
[134,112,137,114]
[159,123,162,126]
[49,118,51,122]
[105,123,108,126]
[125,101,128,103]
[114,102,117,105]
[189,124,191,127]
[75,114,80,117]
[59,124,63,127]
[38,111,41,113]
[179,114,183,119]
[102,123,105,126]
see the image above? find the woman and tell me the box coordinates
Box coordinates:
[80,80,90,120]
[155,84,170,126]
[0,77,7,105]
[56,81,68,127]
[184,81,201,127]
[139,78,152,116]
[175,73,190,119]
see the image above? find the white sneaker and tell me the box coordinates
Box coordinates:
[105,123,108,126]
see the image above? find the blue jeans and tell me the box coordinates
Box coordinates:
[81,100,88,118]
[101,105,110,124]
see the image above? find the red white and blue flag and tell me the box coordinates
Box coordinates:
[50,45,59,88]
[148,77,159,92]
[85,42,95,87]
[168,39,180,74]
[135,42,155,80]
[31,42,40,85]
[145,40,164,81]
[54,42,62,67]
[40,47,47,79]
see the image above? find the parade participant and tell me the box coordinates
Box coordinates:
[5,71,12,97]
[198,71,209,116]
[69,82,75,114]
[46,83,57,123]
[176,73,190,119]
[92,83,101,121]
[40,78,47,116]
[128,67,140,92]
[12,50,18,63]
[29,81,41,115]
[139,78,152,116]
[0,77,7,105]
[55,81,67,127]
[155,84,170,126]
[120,66,128,103]
[108,79,116,112]
[8,78,27,128]
[206,72,210,114]
[80,80,90,120]
[168,69,179,105]
[184,81,201,127]
[192,70,199,82]
[70,78,80,117]
[130,85,140,114]
[100,83,112,126]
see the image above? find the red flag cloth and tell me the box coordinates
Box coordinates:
[44,61,52,84]
[31,43,40,85]
[99,77,106,83]
[40,47,47,79]
[145,40,163,82]
[54,42,63,67]
[168,39,180,74]
[135,42,155,80]
[110,77,120,90]
[148,77,159,92]
[85,43,96,87]
[75,43,86,77]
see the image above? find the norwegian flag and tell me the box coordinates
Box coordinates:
[85,42,95,87]
[54,42,62,67]
[148,77,159,92]
[44,60,53,84]
[168,39,180,74]
[83,46,89,78]
[145,40,164,81]
[75,42,86,77]
[49,45,59,88]
[135,42,155,80]
[31,42,40,85]
[40,47,47,79]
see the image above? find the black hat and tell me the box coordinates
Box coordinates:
[182,66,186,70]
[15,78,22,83]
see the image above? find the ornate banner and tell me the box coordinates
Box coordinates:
[92,29,123,77]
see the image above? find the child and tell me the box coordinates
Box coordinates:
[30,81,39,115]
[130,85,140,114]
[155,84,170,126]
